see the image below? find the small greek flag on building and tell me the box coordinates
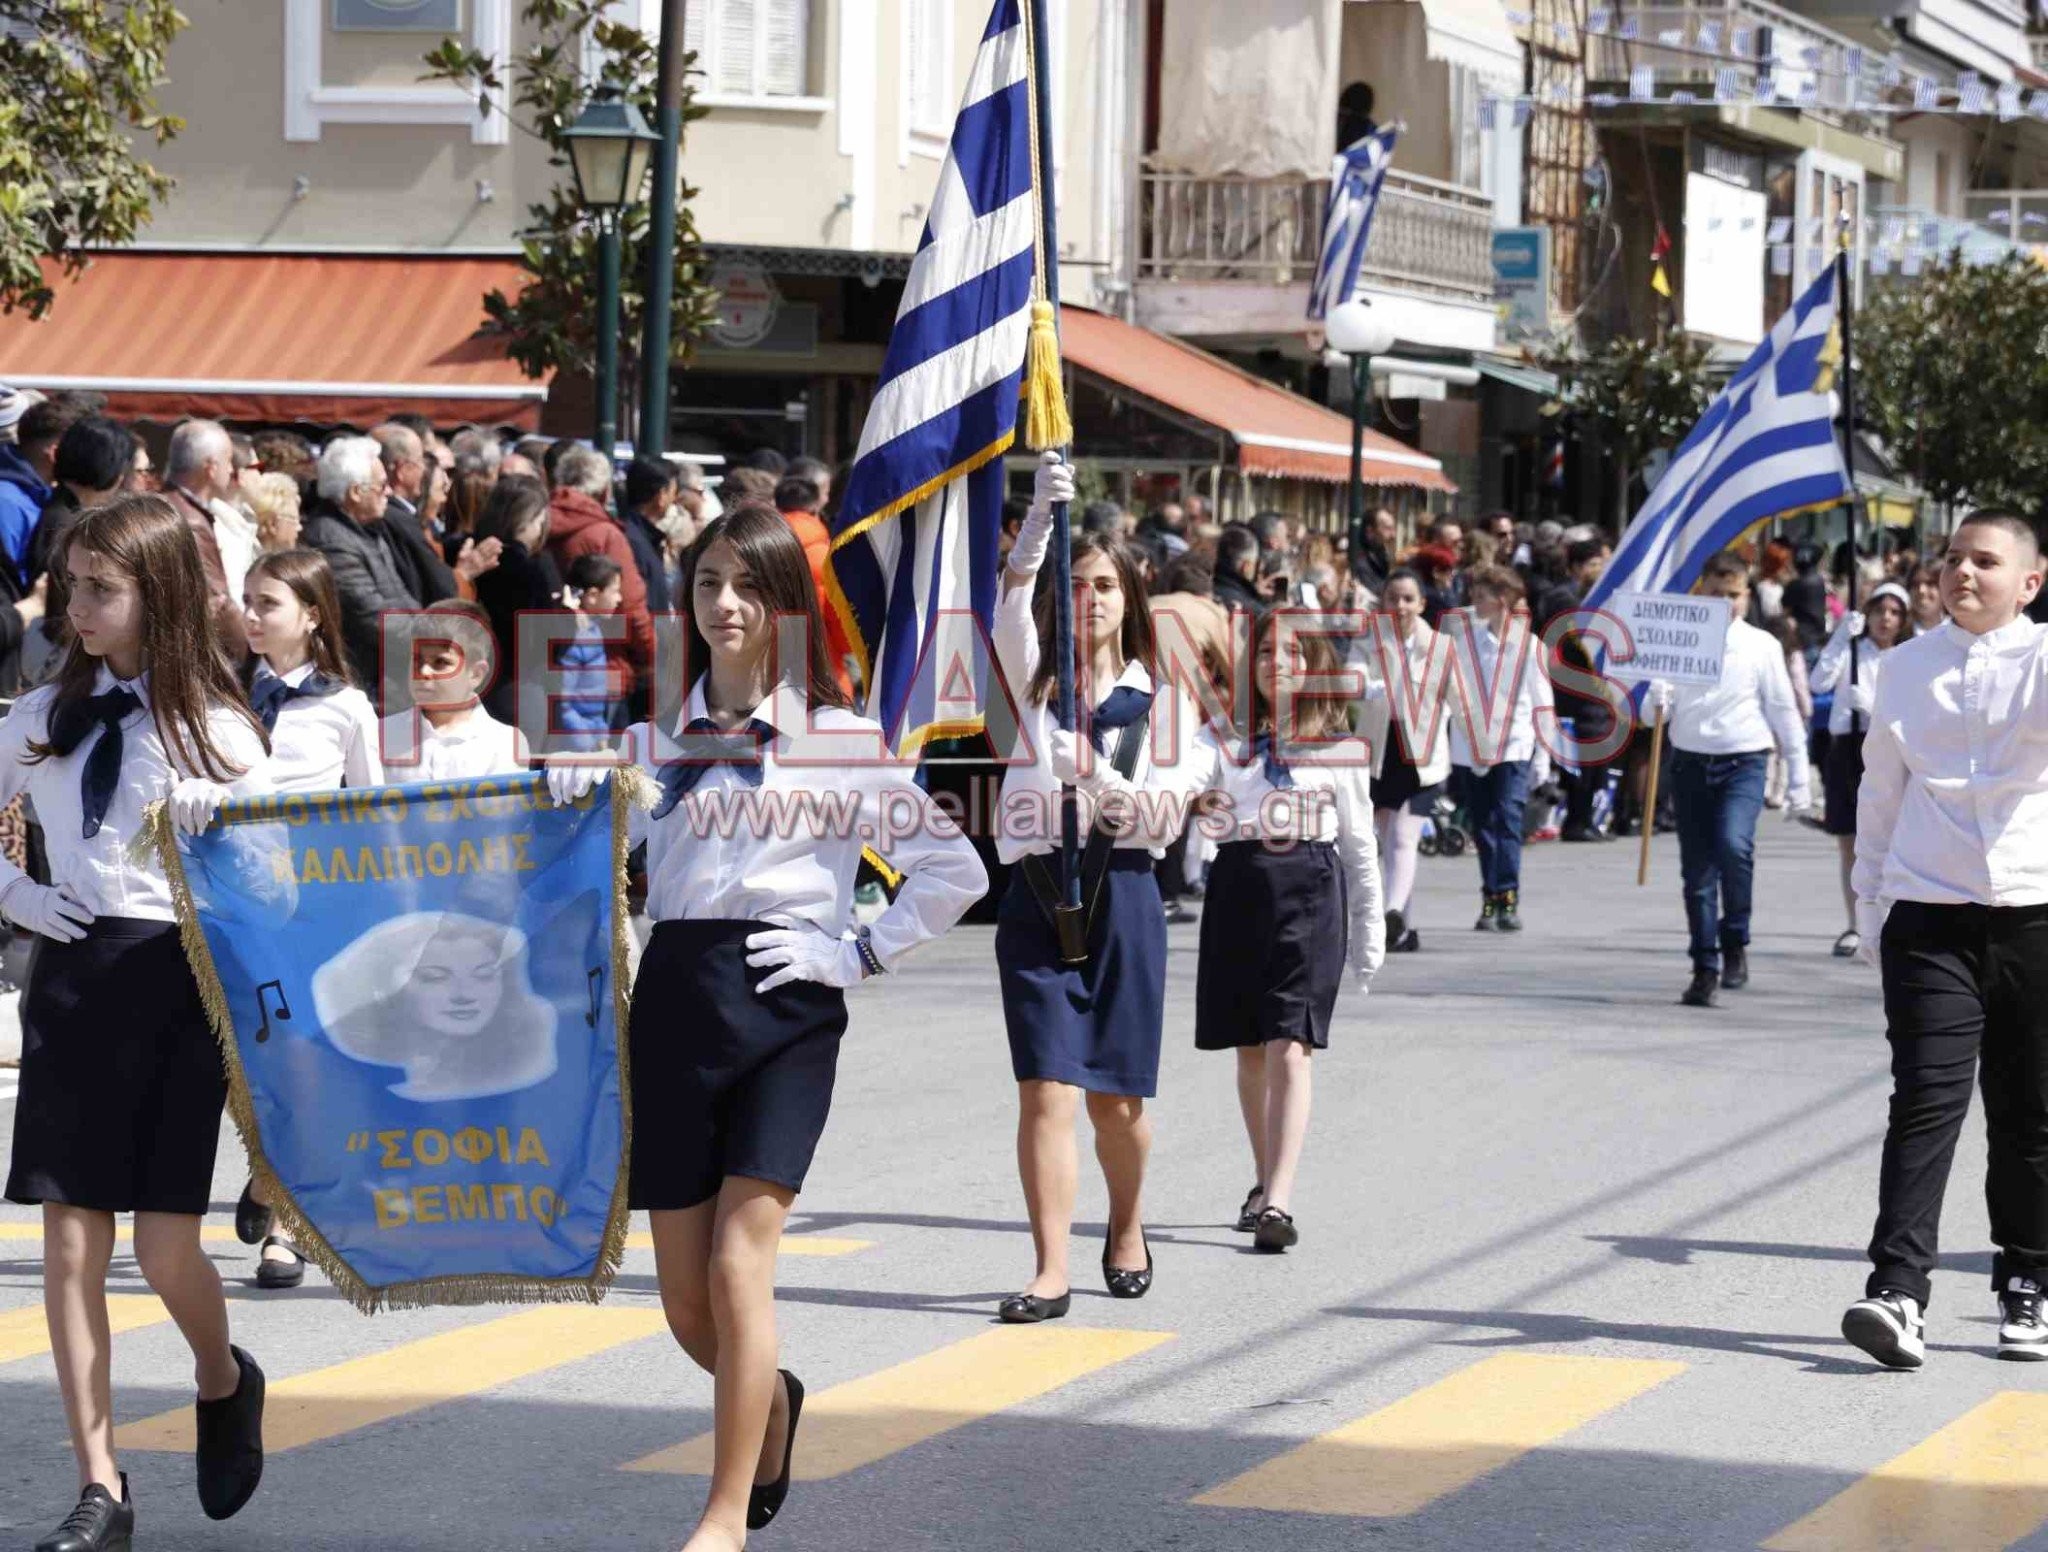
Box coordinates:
[827,0,1041,755]
[1583,263,1853,612]
[1308,126,1399,322]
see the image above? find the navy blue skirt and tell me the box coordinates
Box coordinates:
[1195,841,1346,1050]
[995,851,1166,1098]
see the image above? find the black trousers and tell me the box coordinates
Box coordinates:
[1866,900,2048,1306]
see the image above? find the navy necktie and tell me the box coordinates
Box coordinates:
[251,671,342,733]
[652,717,775,819]
[1251,731,1297,791]
[47,687,142,839]
[1087,685,1154,755]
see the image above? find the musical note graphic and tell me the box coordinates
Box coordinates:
[585,966,604,1028]
[255,979,292,1044]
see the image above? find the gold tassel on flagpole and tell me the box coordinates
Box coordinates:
[1022,298,1071,452]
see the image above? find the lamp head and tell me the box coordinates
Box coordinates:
[563,86,659,212]
[1325,299,1397,357]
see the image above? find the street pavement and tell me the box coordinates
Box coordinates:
[0,819,2037,1551]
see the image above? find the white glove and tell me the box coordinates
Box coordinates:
[1349,913,1385,994]
[1005,452,1073,579]
[1529,751,1553,790]
[1783,790,1813,822]
[169,778,234,836]
[0,878,94,943]
[744,928,867,994]
[1839,679,1876,717]
[1047,728,1133,799]
[1646,679,1676,716]
[544,764,609,806]
[1839,610,1865,640]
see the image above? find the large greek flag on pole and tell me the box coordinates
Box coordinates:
[826,0,1034,755]
[1583,263,1854,612]
[1308,127,1399,322]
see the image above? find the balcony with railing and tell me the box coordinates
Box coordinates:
[1137,168,1497,306]
[1582,0,1920,131]
[1865,205,2031,283]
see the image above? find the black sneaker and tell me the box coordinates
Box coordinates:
[1842,1289,1926,1370]
[1681,970,1719,1008]
[1999,1277,2048,1361]
[1495,891,1524,932]
[1474,895,1499,931]
[35,1476,133,1552]
[1721,945,1749,989]
[195,1345,265,1520]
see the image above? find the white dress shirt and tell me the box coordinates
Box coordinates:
[1354,620,1454,788]
[1665,616,1811,801]
[1852,618,2048,939]
[378,706,529,782]
[1809,623,1891,737]
[0,668,272,920]
[1444,615,1556,777]
[1202,725,1385,966]
[258,661,383,791]
[992,581,1210,863]
[626,679,987,969]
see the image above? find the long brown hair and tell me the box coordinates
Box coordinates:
[1253,612,1351,741]
[247,548,355,687]
[1028,531,1157,707]
[683,500,849,710]
[29,494,265,778]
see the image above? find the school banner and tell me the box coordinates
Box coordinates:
[143,773,644,1312]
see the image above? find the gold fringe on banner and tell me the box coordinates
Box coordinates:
[1021,300,1073,453]
[145,772,647,1315]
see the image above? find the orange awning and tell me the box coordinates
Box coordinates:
[0,252,549,428]
[1059,305,1455,492]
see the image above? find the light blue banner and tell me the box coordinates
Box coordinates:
[165,774,631,1310]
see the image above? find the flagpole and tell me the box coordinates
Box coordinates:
[1835,234,1861,737]
[1026,0,1081,917]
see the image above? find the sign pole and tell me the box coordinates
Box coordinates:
[1637,702,1664,887]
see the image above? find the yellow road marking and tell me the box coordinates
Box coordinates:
[0,1223,241,1245]
[1194,1352,1686,1517]
[0,1296,170,1365]
[1765,1391,2048,1552]
[115,1306,670,1453]
[621,1231,872,1257]
[624,1325,1173,1480]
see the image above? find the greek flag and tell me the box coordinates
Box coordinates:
[1308,127,1399,322]
[826,0,1035,755]
[1584,263,1853,612]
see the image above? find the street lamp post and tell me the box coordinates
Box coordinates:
[562,86,658,456]
[1324,299,1398,563]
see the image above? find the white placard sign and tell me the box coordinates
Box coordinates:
[1606,590,1732,687]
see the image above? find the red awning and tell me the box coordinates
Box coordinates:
[1058,305,1455,492]
[0,252,549,428]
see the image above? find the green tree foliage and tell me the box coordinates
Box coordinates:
[425,1,719,397]
[1539,331,1716,513]
[0,1,187,318]
[1856,252,2048,514]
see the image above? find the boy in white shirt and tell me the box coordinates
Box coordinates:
[1840,511,2048,1370]
[378,600,529,781]
[1649,550,1811,1008]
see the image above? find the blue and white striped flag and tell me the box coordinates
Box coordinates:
[1308,127,1399,322]
[827,0,1037,756]
[1584,263,1853,612]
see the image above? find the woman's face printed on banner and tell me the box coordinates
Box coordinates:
[403,931,509,1042]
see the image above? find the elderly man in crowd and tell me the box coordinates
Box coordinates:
[162,418,253,657]
[302,435,421,687]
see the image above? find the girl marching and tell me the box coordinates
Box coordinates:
[548,500,984,1552]
[991,454,1209,1322]
[3,495,272,1552]
[1359,567,1450,953]
[230,548,385,1290]
[1203,615,1384,1250]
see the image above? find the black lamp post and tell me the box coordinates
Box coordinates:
[1324,299,1398,560]
[562,86,658,455]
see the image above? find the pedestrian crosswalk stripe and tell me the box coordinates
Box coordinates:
[623,1325,1173,1481]
[0,1296,169,1366]
[1763,1391,2048,1552]
[621,1230,872,1257]
[0,1222,242,1246]
[114,1305,670,1454]
[1193,1353,1686,1518]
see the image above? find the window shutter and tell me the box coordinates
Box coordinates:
[907,0,941,129]
[761,0,805,96]
[682,0,707,62]
[713,0,758,94]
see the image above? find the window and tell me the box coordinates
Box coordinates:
[684,0,807,100]
[905,0,952,148]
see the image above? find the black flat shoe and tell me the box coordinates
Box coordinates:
[195,1346,264,1521]
[998,1290,1071,1323]
[1234,1183,1264,1232]
[35,1476,132,1552]
[254,1237,305,1290]
[234,1182,272,1246]
[1388,927,1421,953]
[746,1369,805,1531]
[1103,1223,1154,1300]
[1253,1207,1299,1253]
